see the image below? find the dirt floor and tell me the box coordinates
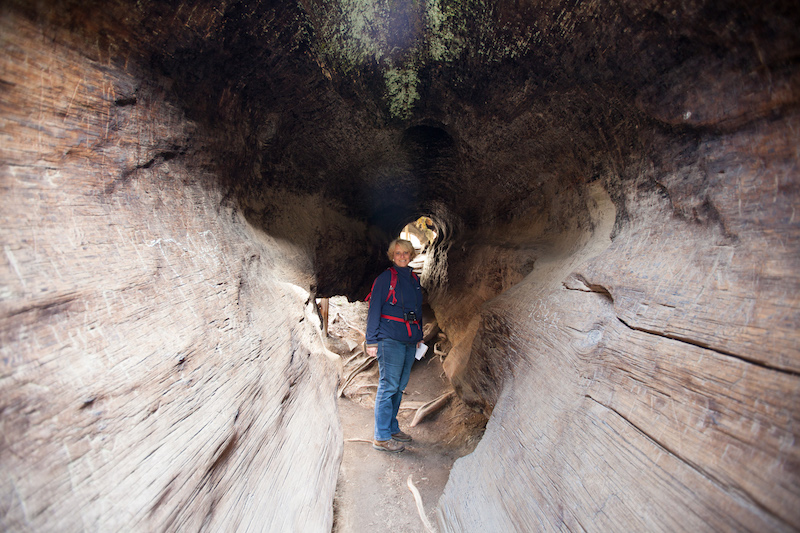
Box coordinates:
[323,295,486,533]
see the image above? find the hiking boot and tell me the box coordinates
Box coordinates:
[391,430,412,442]
[373,439,405,453]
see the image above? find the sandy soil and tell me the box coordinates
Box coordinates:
[324,296,485,533]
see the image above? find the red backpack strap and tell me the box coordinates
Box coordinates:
[386,267,398,304]
[365,276,378,302]
[365,267,399,304]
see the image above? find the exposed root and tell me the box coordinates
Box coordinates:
[334,312,366,338]
[344,338,360,352]
[345,438,374,444]
[348,383,377,396]
[343,349,364,367]
[423,322,441,344]
[338,357,376,397]
[410,391,455,427]
[407,475,436,533]
[433,343,448,358]
[399,400,427,411]
[433,335,450,363]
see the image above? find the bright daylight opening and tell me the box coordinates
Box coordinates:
[400,215,438,273]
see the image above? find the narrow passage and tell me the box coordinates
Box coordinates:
[324,294,485,532]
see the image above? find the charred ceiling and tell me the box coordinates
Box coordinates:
[7,0,797,297]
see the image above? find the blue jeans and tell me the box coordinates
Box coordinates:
[374,338,416,441]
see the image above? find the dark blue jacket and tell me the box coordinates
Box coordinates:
[366,266,423,345]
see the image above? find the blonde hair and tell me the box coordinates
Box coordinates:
[387,239,416,261]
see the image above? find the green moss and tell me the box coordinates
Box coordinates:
[309,0,536,117]
[337,0,395,64]
[425,0,465,61]
[384,66,420,119]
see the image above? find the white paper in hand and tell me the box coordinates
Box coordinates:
[415,342,428,360]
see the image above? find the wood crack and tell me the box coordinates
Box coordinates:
[563,279,798,377]
[587,393,710,480]
[2,293,80,319]
[105,146,185,194]
[614,315,799,378]
[585,394,792,528]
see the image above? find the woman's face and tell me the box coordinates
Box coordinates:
[392,246,411,268]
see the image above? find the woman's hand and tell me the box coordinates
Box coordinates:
[367,346,378,358]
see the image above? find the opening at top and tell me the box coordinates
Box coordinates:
[399,215,437,251]
[399,215,438,274]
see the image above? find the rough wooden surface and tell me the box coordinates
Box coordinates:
[434,115,800,532]
[0,12,340,532]
[2,0,799,531]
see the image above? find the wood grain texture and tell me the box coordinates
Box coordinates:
[435,121,800,530]
[580,122,800,373]
[0,13,340,532]
[1,0,799,531]
[439,267,797,531]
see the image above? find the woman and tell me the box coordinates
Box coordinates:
[365,239,424,453]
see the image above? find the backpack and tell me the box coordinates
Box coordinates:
[365,266,419,304]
